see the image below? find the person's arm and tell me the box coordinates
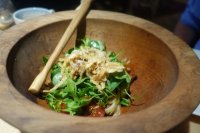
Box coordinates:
[174,0,200,48]
[174,22,198,47]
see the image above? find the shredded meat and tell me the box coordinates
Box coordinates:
[62,47,125,92]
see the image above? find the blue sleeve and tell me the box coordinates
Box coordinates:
[180,0,200,32]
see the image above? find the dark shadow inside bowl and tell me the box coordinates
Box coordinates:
[6,19,178,114]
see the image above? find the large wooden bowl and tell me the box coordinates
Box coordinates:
[0,10,200,133]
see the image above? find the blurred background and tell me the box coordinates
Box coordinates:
[0,0,187,31]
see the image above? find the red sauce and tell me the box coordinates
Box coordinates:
[88,105,105,117]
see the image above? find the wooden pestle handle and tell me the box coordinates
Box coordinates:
[28,0,92,94]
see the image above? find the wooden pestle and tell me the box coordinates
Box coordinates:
[28,0,92,94]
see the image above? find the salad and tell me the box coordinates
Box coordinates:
[42,38,135,117]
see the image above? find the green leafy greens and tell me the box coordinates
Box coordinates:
[42,37,134,116]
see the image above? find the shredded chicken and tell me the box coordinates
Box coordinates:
[62,47,125,92]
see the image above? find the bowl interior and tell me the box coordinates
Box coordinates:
[7,19,178,114]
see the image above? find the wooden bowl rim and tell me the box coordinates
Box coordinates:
[0,10,200,132]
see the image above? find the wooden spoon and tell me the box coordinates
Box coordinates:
[28,0,92,94]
